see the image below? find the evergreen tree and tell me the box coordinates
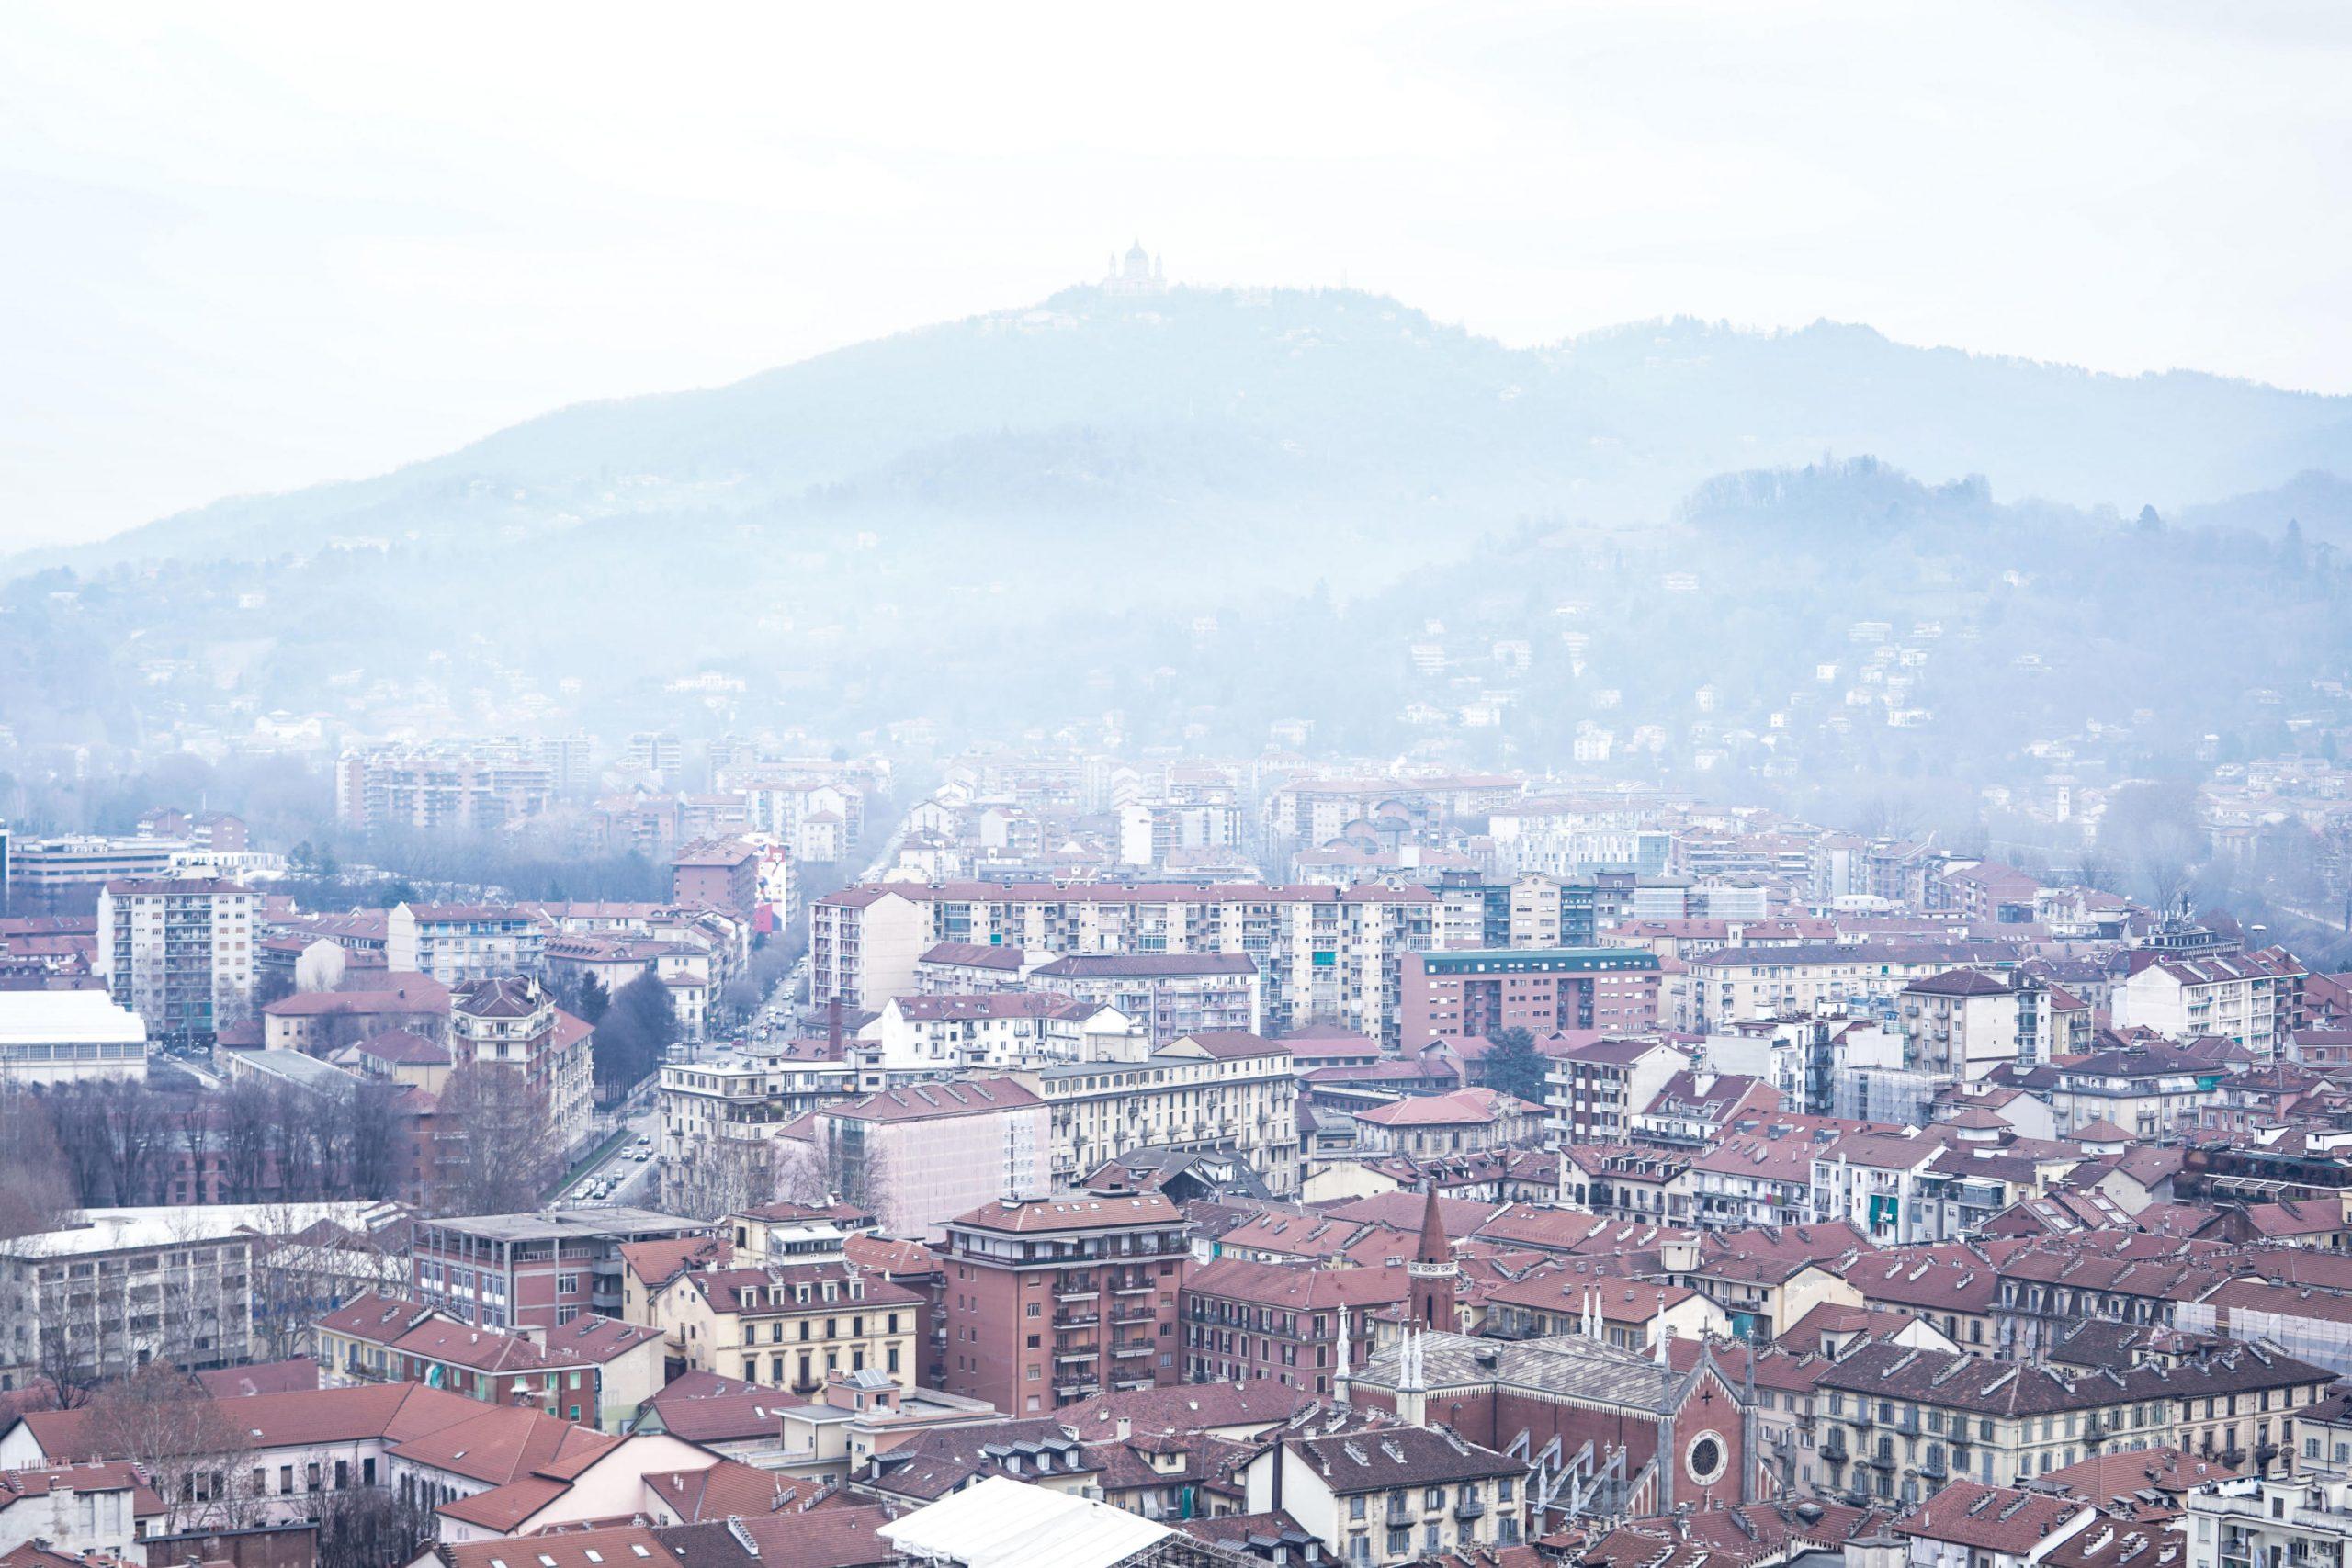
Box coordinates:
[1481,1026,1548,1105]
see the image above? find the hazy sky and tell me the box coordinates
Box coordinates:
[5,0,2348,548]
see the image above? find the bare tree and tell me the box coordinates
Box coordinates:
[2075,842,2123,896]
[175,1094,218,1204]
[51,1085,116,1205]
[267,1085,328,1201]
[2140,849,2199,918]
[344,1080,402,1200]
[220,1080,275,1202]
[1853,792,1923,844]
[83,1361,262,1534]
[153,1209,240,1371]
[245,1205,407,1365]
[316,1486,435,1568]
[33,1291,103,1410]
[97,1077,168,1205]
[433,1064,563,1215]
[768,1127,892,1217]
[0,1091,75,1242]
[673,1136,784,1221]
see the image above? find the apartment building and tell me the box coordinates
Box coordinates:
[1431,871,1600,951]
[1238,1426,1527,1563]
[6,836,180,903]
[1352,1087,1544,1157]
[96,876,257,1044]
[655,1046,859,1215]
[0,1461,161,1562]
[2039,1042,2233,1138]
[0,1205,334,1385]
[1485,801,1673,878]
[913,942,1041,993]
[411,1206,711,1332]
[654,1261,922,1394]
[1397,947,1662,1047]
[2187,1477,2352,1568]
[2113,948,2307,1062]
[938,1190,1188,1416]
[1180,1259,1408,1395]
[334,743,557,832]
[1901,970,2025,1081]
[811,881,1434,1043]
[450,976,594,1156]
[1009,1032,1298,1196]
[1547,1037,1690,1144]
[807,1079,1052,1241]
[542,933,718,1038]
[387,903,546,987]
[670,839,760,922]
[315,1292,665,1430]
[1679,942,2024,1032]
[862,993,1143,1072]
[1815,1342,2331,1506]
[261,977,449,1052]
[1026,953,1261,1044]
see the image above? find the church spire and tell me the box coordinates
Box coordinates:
[1408,1182,1458,1329]
[1415,1181,1450,1264]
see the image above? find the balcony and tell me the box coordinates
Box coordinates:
[1055,1311,1100,1331]
[1056,1280,1100,1301]
[1821,1435,1850,1462]
[1110,1279,1155,1297]
[1385,1504,1414,1528]
[1055,1346,1099,1362]
[1110,1306,1155,1327]
[1113,1341,1153,1359]
[1454,1499,1487,1521]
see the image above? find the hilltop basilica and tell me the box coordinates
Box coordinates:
[1102,238,1167,295]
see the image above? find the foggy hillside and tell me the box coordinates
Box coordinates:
[14,287,2352,584]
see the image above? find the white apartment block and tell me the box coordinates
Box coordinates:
[0,1204,373,1387]
[862,994,1144,1073]
[810,882,1432,1043]
[2111,947,2305,1062]
[96,876,256,1044]
[388,903,548,987]
[1025,953,1260,1044]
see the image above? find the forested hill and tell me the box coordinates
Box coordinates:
[14,285,2351,580]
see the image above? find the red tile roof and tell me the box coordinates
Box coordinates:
[1895,1482,2090,1552]
[947,1191,1183,1235]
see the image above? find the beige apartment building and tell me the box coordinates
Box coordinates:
[1009,1032,1297,1195]
[1677,942,2023,1032]
[650,1260,923,1394]
[1815,1341,2331,1506]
